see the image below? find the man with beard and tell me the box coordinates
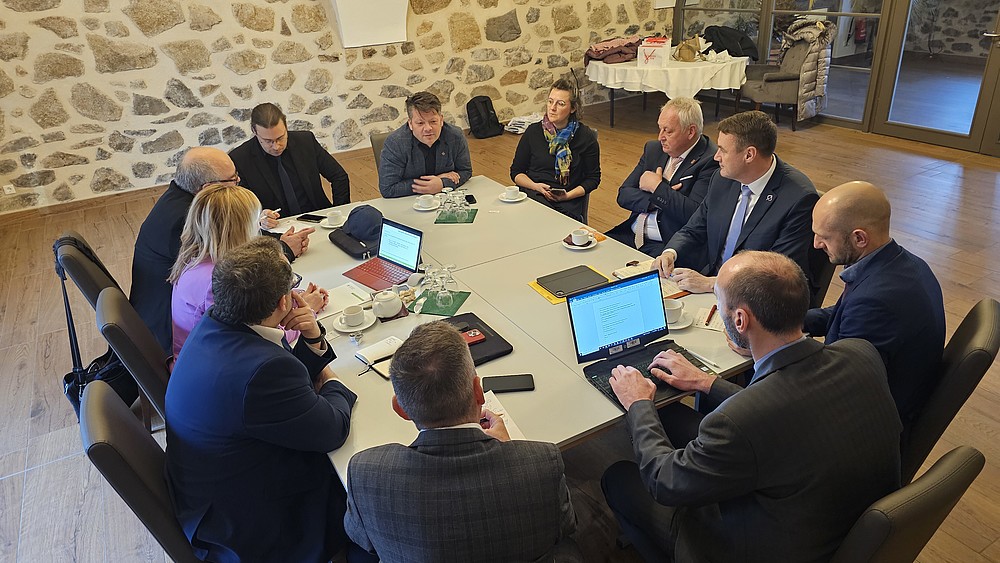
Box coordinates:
[806,181,944,437]
[601,251,901,562]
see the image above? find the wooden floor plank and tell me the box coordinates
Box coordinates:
[0,449,25,481]
[0,345,33,458]
[0,473,23,562]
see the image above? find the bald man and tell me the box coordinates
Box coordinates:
[805,181,945,433]
[130,147,311,351]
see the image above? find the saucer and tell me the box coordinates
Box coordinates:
[320,217,346,229]
[562,237,597,251]
[413,200,441,212]
[331,310,377,333]
[667,311,694,330]
[499,191,527,203]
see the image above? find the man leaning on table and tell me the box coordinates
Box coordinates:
[606,97,719,256]
[166,237,358,563]
[652,110,818,295]
[378,91,473,198]
[602,251,901,562]
[345,321,579,563]
[806,180,945,439]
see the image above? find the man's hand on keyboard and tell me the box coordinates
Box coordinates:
[648,350,717,394]
[609,365,656,411]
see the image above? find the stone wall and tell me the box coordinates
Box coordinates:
[904,0,997,58]
[0,0,672,214]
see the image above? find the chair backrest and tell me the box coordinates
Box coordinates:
[901,298,1000,482]
[807,243,836,308]
[778,40,811,74]
[96,287,172,420]
[80,380,201,563]
[55,230,121,310]
[370,131,390,171]
[831,446,985,563]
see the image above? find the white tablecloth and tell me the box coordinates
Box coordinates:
[586,57,749,99]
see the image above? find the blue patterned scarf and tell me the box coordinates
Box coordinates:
[542,115,578,186]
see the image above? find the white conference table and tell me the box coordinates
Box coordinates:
[278,175,750,479]
[585,57,749,126]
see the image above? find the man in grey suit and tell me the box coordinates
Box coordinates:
[344,321,577,562]
[602,251,901,562]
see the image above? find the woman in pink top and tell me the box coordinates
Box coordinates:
[168,184,327,356]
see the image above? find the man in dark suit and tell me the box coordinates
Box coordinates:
[230,102,350,225]
[653,111,818,295]
[345,321,577,562]
[129,147,312,352]
[602,251,901,562]
[166,237,357,563]
[806,181,945,435]
[606,97,719,256]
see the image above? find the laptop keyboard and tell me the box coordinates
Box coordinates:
[357,259,411,283]
[583,340,717,410]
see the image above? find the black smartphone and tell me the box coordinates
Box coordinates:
[465,194,477,204]
[298,213,324,223]
[481,374,535,393]
[548,188,567,197]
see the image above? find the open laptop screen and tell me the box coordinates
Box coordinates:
[378,218,422,271]
[567,270,668,363]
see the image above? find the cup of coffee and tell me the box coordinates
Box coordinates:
[340,305,365,327]
[417,194,436,209]
[664,299,684,324]
[326,209,343,225]
[505,186,520,200]
[570,229,591,246]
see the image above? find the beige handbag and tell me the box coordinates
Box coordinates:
[673,37,702,62]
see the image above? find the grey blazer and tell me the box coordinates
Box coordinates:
[378,122,473,198]
[625,338,902,563]
[345,428,577,563]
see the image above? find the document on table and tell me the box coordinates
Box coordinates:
[695,307,725,331]
[611,259,687,299]
[483,391,526,440]
[317,282,369,320]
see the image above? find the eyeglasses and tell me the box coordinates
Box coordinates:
[206,172,240,185]
[290,272,303,290]
[256,133,287,146]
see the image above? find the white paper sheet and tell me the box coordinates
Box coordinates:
[483,391,526,440]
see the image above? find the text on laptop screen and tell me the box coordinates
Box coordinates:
[568,271,667,357]
[379,220,421,270]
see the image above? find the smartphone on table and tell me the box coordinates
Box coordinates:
[481,374,535,393]
[297,213,324,223]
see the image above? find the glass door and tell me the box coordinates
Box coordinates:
[870,0,1000,152]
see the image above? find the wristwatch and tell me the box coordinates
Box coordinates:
[301,321,327,345]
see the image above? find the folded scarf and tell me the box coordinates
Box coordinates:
[542,115,579,185]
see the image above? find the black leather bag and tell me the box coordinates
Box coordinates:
[328,228,375,259]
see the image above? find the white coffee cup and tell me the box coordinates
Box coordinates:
[664,299,684,324]
[326,209,343,224]
[505,186,520,200]
[417,194,436,209]
[340,305,365,327]
[570,229,591,246]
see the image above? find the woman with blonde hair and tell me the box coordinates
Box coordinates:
[169,183,327,356]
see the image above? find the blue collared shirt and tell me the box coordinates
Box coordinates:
[840,240,893,285]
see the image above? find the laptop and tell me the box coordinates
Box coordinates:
[566,270,716,411]
[343,218,422,291]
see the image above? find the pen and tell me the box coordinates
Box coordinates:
[351,292,366,301]
[687,349,722,370]
[705,304,717,326]
[678,175,694,181]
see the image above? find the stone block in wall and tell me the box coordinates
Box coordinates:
[42,131,66,142]
[381,85,411,98]
[589,4,612,28]
[560,36,582,53]
[211,38,232,53]
[401,58,423,71]
[0,159,14,173]
[33,53,84,83]
[465,64,494,84]
[222,125,246,144]
[140,130,183,154]
[504,46,532,66]
[281,18,291,36]
[0,193,39,213]
[132,162,154,178]
[32,16,78,38]
[161,40,211,74]
[291,4,327,33]
[445,57,465,74]
[347,94,371,109]
[5,0,59,11]
[0,68,13,98]
[212,93,229,107]
[108,131,134,152]
[288,94,305,113]
[272,41,313,64]
[407,74,426,86]
[448,14,481,51]
[104,21,129,37]
[529,69,554,89]
[189,4,222,31]
[306,96,333,114]
[412,0,453,15]
[51,183,74,202]
[305,69,332,93]
[499,69,527,86]
[71,83,123,121]
[346,63,392,81]
[91,167,133,192]
[470,85,501,101]
[198,128,221,145]
[0,33,29,61]
[360,105,400,125]
[232,3,274,32]
[634,0,651,19]
[30,89,70,127]
[288,119,313,130]
[84,0,108,11]
[426,52,445,64]
[72,137,104,149]
[547,54,568,68]
[152,112,188,124]
[165,78,202,108]
[552,6,582,33]
[225,50,266,75]
[20,154,36,168]
[273,69,296,91]
[41,151,88,168]
[427,79,455,103]
[12,170,55,188]
[123,0,185,37]
[87,35,157,73]
[70,124,104,133]
[485,10,521,42]
[506,90,528,105]
[252,38,273,49]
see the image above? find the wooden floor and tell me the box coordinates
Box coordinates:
[1,94,998,562]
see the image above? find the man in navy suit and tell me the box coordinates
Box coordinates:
[805,181,945,435]
[606,98,719,256]
[653,111,818,294]
[345,321,577,562]
[603,251,901,562]
[166,237,357,563]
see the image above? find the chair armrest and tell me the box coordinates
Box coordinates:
[763,72,799,83]
[744,64,780,80]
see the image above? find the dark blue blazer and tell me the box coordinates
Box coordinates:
[804,241,945,428]
[666,155,818,280]
[166,310,356,563]
[613,135,719,246]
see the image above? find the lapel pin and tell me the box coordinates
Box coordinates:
[766,194,774,202]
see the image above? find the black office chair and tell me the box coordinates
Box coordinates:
[80,380,202,563]
[808,243,837,309]
[900,298,1000,483]
[831,446,985,563]
[370,131,389,171]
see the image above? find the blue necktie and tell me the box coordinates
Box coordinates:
[721,185,752,265]
[276,155,302,215]
[280,336,293,352]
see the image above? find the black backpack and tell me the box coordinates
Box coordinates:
[466,95,504,139]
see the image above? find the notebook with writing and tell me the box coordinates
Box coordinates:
[343,218,422,291]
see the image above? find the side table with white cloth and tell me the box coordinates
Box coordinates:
[585,57,750,126]
[274,176,752,482]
